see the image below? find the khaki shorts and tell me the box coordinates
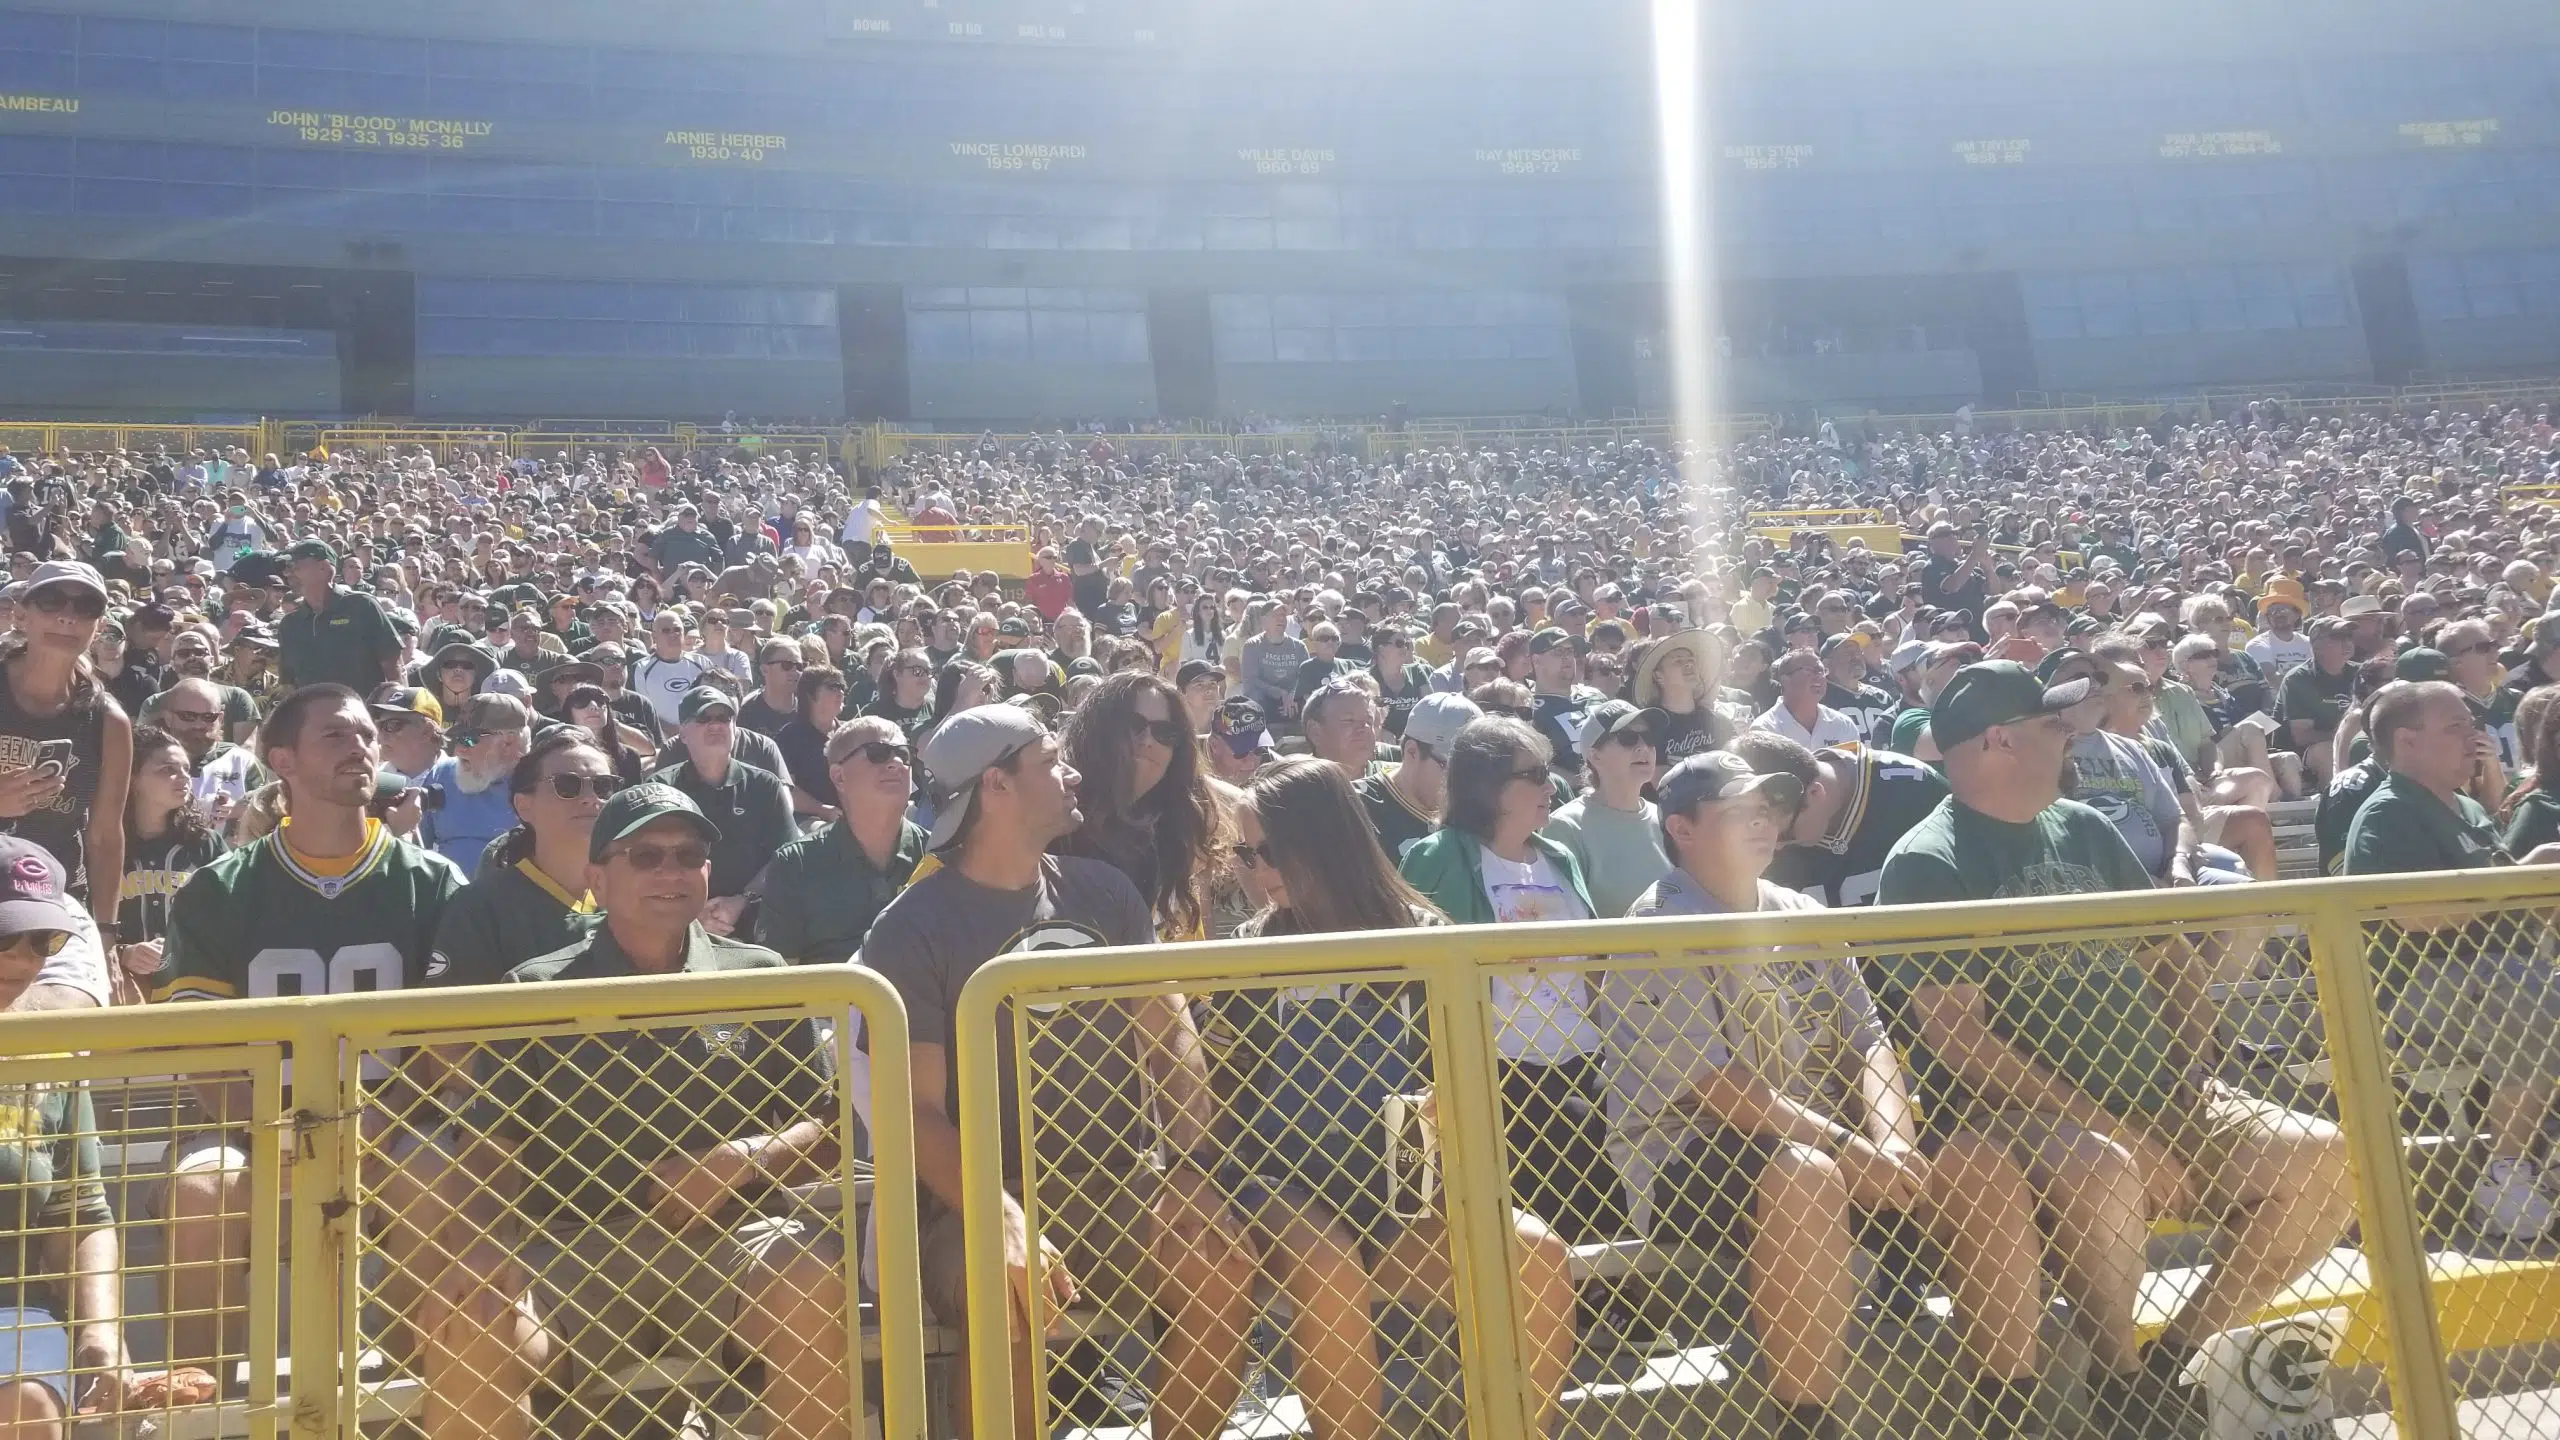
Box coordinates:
[917,1168,1160,1332]
[1983,1086,2324,1219]
[2382,957,2560,1088]
[523,1204,841,1388]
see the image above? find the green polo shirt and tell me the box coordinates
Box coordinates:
[489,922,829,1227]
[755,817,928,965]
[278,586,400,693]
[652,757,797,898]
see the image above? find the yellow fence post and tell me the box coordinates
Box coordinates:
[953,968,1018,1438]
[1426,953,1540,1440]
[843,968,931,1440]
[2304,897,2460,1439]
[287,1014,344,1440]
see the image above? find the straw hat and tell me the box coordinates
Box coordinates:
[1632,628,1727,708]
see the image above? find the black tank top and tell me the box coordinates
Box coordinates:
[0,667,107,897]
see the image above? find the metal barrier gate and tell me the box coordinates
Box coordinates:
[953,870,2560,1440]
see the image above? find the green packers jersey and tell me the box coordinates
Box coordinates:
[2473,687,2521,773]
[1766,747,1950,908]
[156,822,468,1003]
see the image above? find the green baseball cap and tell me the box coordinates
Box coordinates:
[588,781,721,863]
[2393,646,2451,683]
[284,538,337,566]
[677,686,739,723]
[1927,661,2094,752]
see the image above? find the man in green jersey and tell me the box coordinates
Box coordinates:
[1876,662,2350,1437]
[417,783,850,1440]
[2344,680,2560,1241]
[156,683,469,1370]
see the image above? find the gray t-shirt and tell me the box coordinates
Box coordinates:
[1542,794,1670,920]
[1599,869,1880,1224]
[2066,729,2184,878]
[859,853,1155,1194]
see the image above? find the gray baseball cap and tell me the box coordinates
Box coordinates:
[922,703,1050,851]
[1657,750,1803,816]
[1401,692,1482,752]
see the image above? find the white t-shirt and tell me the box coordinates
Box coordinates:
[1751,702,1861,750]
[840,500,884,545]
[2244,630,2313,681]
[633,653,709,725]
[1473,847,1604,1064]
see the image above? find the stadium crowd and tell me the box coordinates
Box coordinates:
[0,396,2556,1439]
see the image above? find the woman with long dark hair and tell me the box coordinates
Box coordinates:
[1055,669,1224,940]
[117,723,225,998]
[1397,716,1626,1243]
[0,562,132,941]
[563,683,654,783]
[1184,757,1578,1438]
[778,664,850,813]
[428,731,620,986]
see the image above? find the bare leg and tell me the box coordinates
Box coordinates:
[165,1164,250,1372]
[2158,1110,2351,1347]
[2486,1078,2555,1164]
[735,1244,855,1440]
[1150,1185,1257,1440]
[1922,1133,2043,1382]
[0,1378,63,1440]
[412,1242,549,1440]
[1380,1211,1579,1434]
[2018,1119,2149,1375]
[1254,1196,1386,1440]
[1747,1143,1856,1410]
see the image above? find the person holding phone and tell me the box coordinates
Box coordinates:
[0,561,131,1011]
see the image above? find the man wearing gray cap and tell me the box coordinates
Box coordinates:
[1543,700,1668,917]
[653,687,793,928]
[1355,690,1478,864]
[862,704,1241,1440]
[1602,751,2047,1440]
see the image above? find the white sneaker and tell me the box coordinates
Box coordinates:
[2474,1156,2558,1240]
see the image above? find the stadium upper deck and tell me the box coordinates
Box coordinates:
[0,0,2554,421]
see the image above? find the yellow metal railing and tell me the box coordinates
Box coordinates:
[0,966,925,1440]
[0,422,269,458]
[947,869,2560,1440]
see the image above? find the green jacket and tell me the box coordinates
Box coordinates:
[756,816,928,965]
[1398,826,1597,928]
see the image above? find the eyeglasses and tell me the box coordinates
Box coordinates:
[838,741,913,767]
[0,930,68,957]
[26,589,104,619]
[2447,643,2496,657]
[609,841,709,872]
[896,663,933,677]
[166,707,222,726]
[543,774,624,800]
[1230,841,1274,868]
[1128,715,1186,747]
[765,656,806,670]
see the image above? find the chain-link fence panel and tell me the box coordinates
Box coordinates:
[2349,894,2560,1438]
[0,1046,283,1440]
[986,971,1479,1440]
[348,999,877,1440]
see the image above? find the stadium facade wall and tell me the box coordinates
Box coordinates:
[0,0,2556,419]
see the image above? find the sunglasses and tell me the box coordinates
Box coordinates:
[1508,766,1552,786]
[0,930,68,957]
[610,841,710,872]
[542,774,624,800]
[442,658,479,670]
[1230,840,1274,868]
[165,707,222,727]
[1128,715,1186,747]
[27,589,105,619]
[838,740,913,767]
[766,657,805,670]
